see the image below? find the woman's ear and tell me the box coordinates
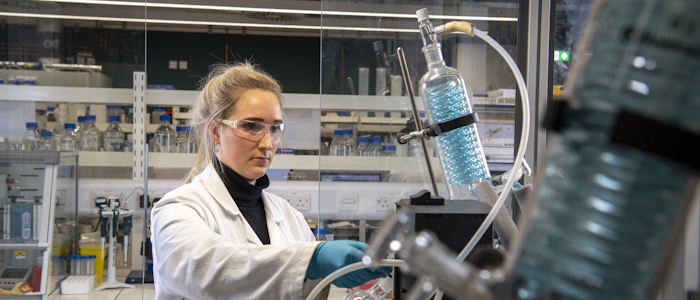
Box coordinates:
[207,121,220,145]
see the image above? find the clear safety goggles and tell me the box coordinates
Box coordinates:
[216,118,284,143]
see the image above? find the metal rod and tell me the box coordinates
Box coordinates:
[397,47,439,197]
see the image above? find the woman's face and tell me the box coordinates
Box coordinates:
[212,89,283,184]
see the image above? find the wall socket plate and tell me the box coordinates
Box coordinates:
[90,190,124,207]
[339,192,359,211]
[282,192,311,211]
[378,193,402,211]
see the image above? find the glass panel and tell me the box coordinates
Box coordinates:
[1,0,146,297]
[318,1,521,296]
[553,0,595,93]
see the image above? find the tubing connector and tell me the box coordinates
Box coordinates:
[445,21,476,36]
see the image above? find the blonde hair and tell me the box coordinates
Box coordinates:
[184,62,283,183]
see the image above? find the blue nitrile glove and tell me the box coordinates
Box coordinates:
[306,240,392,288]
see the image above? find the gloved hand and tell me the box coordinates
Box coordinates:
[306,240,392,288]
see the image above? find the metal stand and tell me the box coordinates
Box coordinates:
[94,206,134,291]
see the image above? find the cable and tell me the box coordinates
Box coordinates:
[122,186,144,209]
[305,259,404,300]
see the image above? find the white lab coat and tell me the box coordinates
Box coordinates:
[151,164,322,300]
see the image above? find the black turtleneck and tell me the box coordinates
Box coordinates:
[214,158,271,245]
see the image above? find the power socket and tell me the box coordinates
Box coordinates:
[91,190,124,207]
[378,193,402,211]
[282,192,311,211]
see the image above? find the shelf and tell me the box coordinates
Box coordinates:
[1,86,515,113]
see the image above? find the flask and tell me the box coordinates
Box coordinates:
[155,115,176,153]
[417,9,490,197]
[60,123,77,151]
[343,275,393,300]
[329,130,343,156]
[21,122,40,151]
[38,130,54,151]
[103,115,125,152]
[80,115,100,151]
[341,129,355,156]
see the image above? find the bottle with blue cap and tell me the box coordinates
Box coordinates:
[60,123,78,151]
[21,122,39,151]
[175,125,196,153]
[151,106,167,124]
[38,130,54,151]
[103,115,124,152]
[329,130,343,156]
[155,115,176,153]
[80,115,100,151]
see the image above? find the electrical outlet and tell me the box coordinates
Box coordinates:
[91,190,124,207]
[339,192,358,211]
[282,192,311,211]
[378,193,402,211]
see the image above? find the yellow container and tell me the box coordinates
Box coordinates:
[79,247,104,284]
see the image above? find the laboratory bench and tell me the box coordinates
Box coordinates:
[50,279,351,299]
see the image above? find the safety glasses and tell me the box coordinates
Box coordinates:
[216,118,284,143]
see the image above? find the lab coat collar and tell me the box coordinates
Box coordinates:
[199,164,287,244]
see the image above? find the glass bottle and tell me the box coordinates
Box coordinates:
[151,106,166,124]
[155,115,176,153]
[370,137,382,156]
[80,115,100,151]
[417,10,490,198]
[341,129,355,156]
[175,125,197,154]
[38,130,54,151]
[21,122,40,151]
[60,123,77,151]
[329,130,343,156]
[103,115,125,152]
[356,136,370,157]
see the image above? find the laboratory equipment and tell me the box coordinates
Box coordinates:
[103,116,124,152]
[356,136,370,157]
[60,123,77,151]
[175,126,196,154]
[93,196,134,291]
[344,275,393,300]
[358,68,369,95]
[151,106,167,124]
[376,68,388,96]
[21,122,39,151]
[155,115,176,153]
[0,267,33,289]
[416,8,490,198]
[329,130,343,156]
[80,115,99,151]
[38,130,54,151]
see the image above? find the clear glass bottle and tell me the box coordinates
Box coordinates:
[21,122,40,151]
[343,275,393,300]
[341,129,355,156]
[329,130,343,156]
[155,115,176,153]
[417,10,490,198]
[38,130,54,151]
[80,115,100,151]
[103,115,125,152]
[60,123,77,151]
[175,125,197,153]
[356,136,370,156]
[369,137,382,156]
[382,145,397,157]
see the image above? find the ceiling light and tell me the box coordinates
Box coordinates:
[34,0,518,22]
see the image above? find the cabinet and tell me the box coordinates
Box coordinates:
[0,151,78,299]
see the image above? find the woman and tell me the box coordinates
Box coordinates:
[151,63,390,299]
